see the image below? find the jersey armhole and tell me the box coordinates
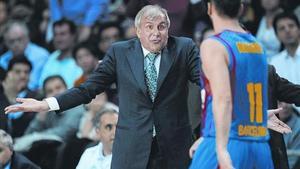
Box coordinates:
[208,35,235,72]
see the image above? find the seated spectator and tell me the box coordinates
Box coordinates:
[77,93,118,140]
[72,41,100,87]
[270,12,300,112]
[14,75,84,151]
[0,129,40,169]
[256,0,283,60]
[76,108,118,169]
[278,102,300,169]
[0,21,49,90]
[39,19,82,88]
[96,21,123,59]
[1,57,37,138]
[121,18,136,40]
[0,0,8,55]
[49,0,109,42]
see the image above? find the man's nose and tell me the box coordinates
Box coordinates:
[152,27,160,35]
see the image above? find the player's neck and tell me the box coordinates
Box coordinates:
[212,17,245,34]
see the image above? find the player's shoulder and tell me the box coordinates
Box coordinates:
[200,38,226,53]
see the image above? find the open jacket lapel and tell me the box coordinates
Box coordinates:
[126,40,149,99]
[157,42,176,93]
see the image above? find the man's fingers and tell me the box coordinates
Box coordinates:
[268,108,283,116]
[16,98,28,103]
[5,106,22,114]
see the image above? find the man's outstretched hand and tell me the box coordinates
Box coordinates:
[5,98,50,114]
[268,108,292,134]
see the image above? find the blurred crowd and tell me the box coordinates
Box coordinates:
[0,0,300,169]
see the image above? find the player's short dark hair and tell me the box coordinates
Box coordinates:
[72,41,100,60]
[205,0,241,18]
[42,75,67,93]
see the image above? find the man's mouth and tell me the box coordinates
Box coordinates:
[151,39,161,44]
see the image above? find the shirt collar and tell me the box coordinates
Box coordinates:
[97,142,112,160]
[141,45,161,58]
[284,44,300,59]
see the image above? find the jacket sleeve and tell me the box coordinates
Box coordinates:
[271,65,300,106]
[55,46,116,113]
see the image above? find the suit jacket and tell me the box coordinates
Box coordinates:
[55,37,201,169]
[10,152,40,169]
[268,65,300,169]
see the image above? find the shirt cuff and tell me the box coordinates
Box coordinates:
[44,97,60,111]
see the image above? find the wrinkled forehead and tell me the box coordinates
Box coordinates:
[142,13,167,23]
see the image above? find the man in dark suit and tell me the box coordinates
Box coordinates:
[0,129,40,169]
[5,5,201,169]
[268,65,300,169]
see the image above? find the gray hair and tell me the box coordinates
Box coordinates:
[134,5,170,28]
[3,21,29,40]
[92,105,119,128]
[0,129,13,151]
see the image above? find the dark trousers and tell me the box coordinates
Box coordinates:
[146,137,167,169]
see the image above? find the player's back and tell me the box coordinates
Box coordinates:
[201,30,269,141]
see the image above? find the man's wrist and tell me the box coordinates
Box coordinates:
[44,97,60,111]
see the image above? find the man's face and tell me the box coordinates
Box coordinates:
[276,18,300,46]
[7,63,30,90]
[96,113,118,154]
[136,14,168,53]
[75,48,98,74]
[99,27,120,53]
[53,24,75,51]
[261,0,280,11]
[44,78,67,97]
[0,143,12,166]
[5,26,29,56]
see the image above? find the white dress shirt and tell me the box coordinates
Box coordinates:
[76,143,112,169]
[270,45,300,85]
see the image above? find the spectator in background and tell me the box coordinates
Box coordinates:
[0,0,8,55]
[270,13,300,85]
[39,19,82,88]
[72,42,100,87]
[77,93,119,141]
[0,129,40,169]
[256,0,283,60]
[1,57,37,138]
[49,0,109,42]
[278,102,300,169]
[121,18,136,40]
[94,21,122,104]
[76,108,118,169]
[18,75,84,143]
[96,22,123,59]
[0,21,49,90]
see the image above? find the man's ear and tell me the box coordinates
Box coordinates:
[136,27,141,39]
[238,4,244,18]
[207,2,212,16]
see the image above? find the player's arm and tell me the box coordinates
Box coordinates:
[200,38,233,167]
